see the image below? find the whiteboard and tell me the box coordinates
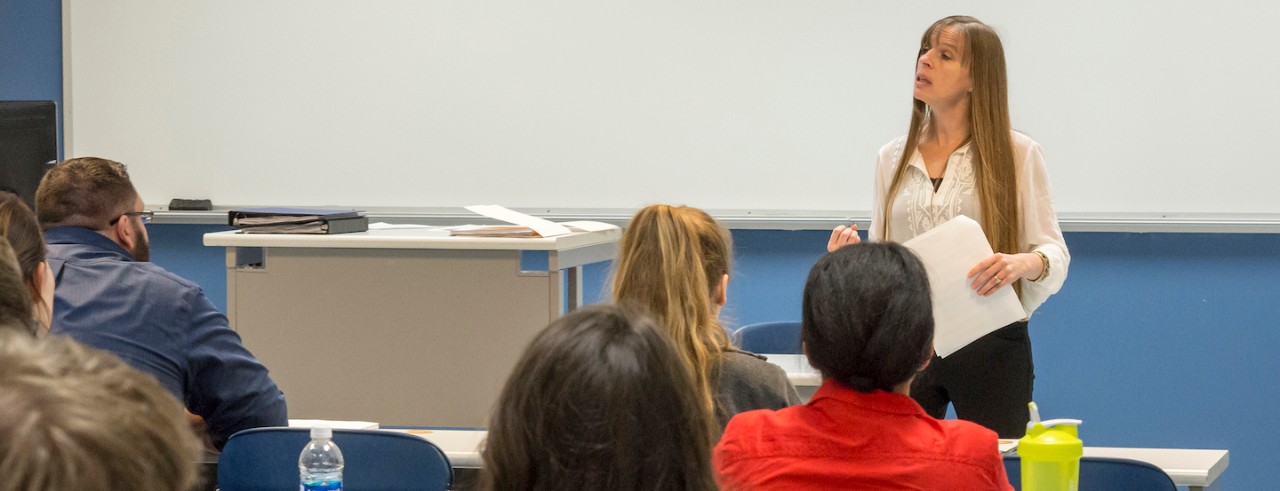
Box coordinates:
[64,0,1280,214]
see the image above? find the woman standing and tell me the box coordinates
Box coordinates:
[829,15,1069,437]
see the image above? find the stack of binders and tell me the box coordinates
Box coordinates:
[228,208,368,234]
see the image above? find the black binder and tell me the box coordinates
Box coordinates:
[236,216,369,235]
[228,207,363,227]
[229,207,368,234]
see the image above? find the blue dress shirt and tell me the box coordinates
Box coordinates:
[45,226,287,448]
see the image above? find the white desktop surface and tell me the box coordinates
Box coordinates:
[204,227,620,251]
[764,353,820,387]
[384,428,1226,489]
[760,355,1228,489]
[1083,447,1228,490]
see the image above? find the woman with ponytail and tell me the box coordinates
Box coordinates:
[613,204,800,429]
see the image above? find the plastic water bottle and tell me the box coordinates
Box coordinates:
[299,426,344,491]
[1018,402,1083,491]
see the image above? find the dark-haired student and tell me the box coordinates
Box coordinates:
[478,304,719,491]
[715,243,1013,490]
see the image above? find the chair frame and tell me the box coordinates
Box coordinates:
[217,427,454,491]
[733,321,802,354]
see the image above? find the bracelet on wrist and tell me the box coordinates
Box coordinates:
[1032,250,1050,281]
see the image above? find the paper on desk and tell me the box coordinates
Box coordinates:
[465,205,573,237]
[368,222,436,230]
[289,419,379,430]
[560,220,619,232]
[902,216,1026,358]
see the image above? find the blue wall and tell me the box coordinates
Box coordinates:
[7,2,1273,488]
[0,0,63,157]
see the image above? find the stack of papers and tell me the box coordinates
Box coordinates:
[238,221,341,234]
[229,208,368,235]
[449,224,538,238]
[901,216,1026,358]
[999,439,1019,454]
[450,205,619,238]
[288,419,379,430]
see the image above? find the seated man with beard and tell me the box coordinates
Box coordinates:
[37,157,287,449]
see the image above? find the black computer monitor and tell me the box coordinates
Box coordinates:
[0,101,58,207]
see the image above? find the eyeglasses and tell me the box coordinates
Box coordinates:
[110,210,154,225]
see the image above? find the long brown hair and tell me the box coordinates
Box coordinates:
[0,240,34,335]
[478,305,717,491]
[611,204,732,415]
[0,192,49,325]
[882,16,1021,265]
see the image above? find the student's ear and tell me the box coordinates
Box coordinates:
[917,348,934,373]
[31,261,52,298]
[111,215,138,251]
[715,274,729,306]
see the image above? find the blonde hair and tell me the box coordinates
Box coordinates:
[611,204,732,415]
[882,16,1022,292]
[0,331,203,491]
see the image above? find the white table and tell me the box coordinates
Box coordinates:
[763,353,820,387]
[763,353,819,402]
[388,428,1227,489]
[1083,447,1228,491]
[761,355,1229,490]
[204,228,619,427]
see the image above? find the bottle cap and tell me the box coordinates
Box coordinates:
[310,425,332,439]
[1019,419,1083,461]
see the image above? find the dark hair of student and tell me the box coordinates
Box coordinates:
[801,242,935,393]
[478,304,718,491]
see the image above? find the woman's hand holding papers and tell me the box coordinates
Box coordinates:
[966,252,1041,296]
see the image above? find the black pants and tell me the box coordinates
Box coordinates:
[910,321,1034,439]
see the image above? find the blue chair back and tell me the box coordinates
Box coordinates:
[1003,456,1176,491]
[734,321,802,354]
[218,427,453,491]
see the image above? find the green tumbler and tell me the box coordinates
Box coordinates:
[1018,402,1083,491]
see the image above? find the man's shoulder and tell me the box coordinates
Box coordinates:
[55,249,205,297]
[138,263,204,293]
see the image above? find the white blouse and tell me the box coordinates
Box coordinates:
[868,131,1070,316]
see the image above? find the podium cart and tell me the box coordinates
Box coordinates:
[204,228,619,427]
